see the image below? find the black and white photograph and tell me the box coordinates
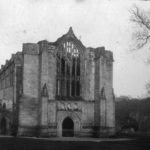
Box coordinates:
[0,0,150,149]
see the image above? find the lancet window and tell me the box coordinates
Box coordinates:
[56,41,80,99]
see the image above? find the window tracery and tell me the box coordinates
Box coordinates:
[56,41,80,100]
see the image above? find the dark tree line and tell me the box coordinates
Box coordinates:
[116,96,150,133]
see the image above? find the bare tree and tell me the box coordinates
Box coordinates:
[130,5,150,49]
[130,6,150,97]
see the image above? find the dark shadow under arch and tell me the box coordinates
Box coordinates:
[62,117,74,137]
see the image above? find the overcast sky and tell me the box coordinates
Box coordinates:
[0,0,150,98]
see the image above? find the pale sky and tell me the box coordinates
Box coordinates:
[0,0,150,98]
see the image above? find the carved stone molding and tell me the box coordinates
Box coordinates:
[57,102,81,111]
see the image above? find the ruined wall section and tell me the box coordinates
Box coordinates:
[79,46,85,100]
[0,59,15,112]
[47,44,57,136]
[94,47,105,127]
[81,101,95,136]
[22,44,40,98]
[79,47,95,136]
[38,41,57,136]
[81,48,95,101]
[37,41,49,128]
[47,44,57,100]
[39,41,49,93]
[94,47,115,136]
[0,53,23,112]
[0,52,23,135]
[18,43,40,135]
[104,51,115,130]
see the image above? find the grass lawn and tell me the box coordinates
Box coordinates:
[0,136,150,150]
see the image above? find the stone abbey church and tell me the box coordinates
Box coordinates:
[0,27,115,137]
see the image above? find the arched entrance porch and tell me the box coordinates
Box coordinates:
[62,117,74,137]
[57,111,81,137]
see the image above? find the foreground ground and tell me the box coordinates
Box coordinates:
[0,136,150,150]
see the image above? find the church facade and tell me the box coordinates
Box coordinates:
[0,27,115,137]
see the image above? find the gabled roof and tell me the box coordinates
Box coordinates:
[50,27,86,50]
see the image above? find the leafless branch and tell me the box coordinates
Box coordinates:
[130,5,150,29]
[134,30,150,48]
[130,5,150,49]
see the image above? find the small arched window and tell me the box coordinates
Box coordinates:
[56,41,80,99]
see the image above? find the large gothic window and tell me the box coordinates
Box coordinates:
[56,41,80,100]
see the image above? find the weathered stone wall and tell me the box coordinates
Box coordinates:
[82,48,95,101]
[0,87,13,111]
[94,47,115,135]
[23,43,40,98]
[0,62,15,112]
[14,65,23,128]
[94,48,105,127]
[0,87,13,100]
[37,41,49,129]
[104,51,115,129]
[99,56,107,128]
[0,53,23,135]
[77,46,115,136]
[80,47,85,100]
[47,101,57,136]
[48,101,56,124]
[81,101,94,136]
[40,41,49,91]
[34,41,57,135]
[18,43,40,135]
[19,96,39,126]
[47,45,56,100]
[81,101,94,125]
[18,95,39,135]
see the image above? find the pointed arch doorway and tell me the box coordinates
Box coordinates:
[62,117,74,137]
